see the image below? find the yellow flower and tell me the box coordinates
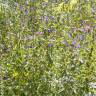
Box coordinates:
[69,0,79,10]
[53,0,79,13]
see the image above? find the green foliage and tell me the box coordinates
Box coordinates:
[0,0,96,96]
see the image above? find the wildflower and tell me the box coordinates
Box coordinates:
[68,33,72,37]
[25,10,28,15]
[20,5,23,11]
[72,40,77,46]
[48,26,54,33]
[89,82,96,89]
[48,29,52,33]
[77,44,81,48]
[62,40,68,46]
[79,35,84,41]
[48,43,53,47]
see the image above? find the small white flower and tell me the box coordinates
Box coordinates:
[89,82,96,88]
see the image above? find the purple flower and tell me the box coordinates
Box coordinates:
[48,29,52,33]
[48,26,54,33]
[20,5,23,11]
[62,40,68,46]
[25,10,28,15]
[79,35,84,40]
[77,44,81,48]
[72,40,77,46]
[68,33,72,37]
[41,16,49,22]
[48,43,53,47]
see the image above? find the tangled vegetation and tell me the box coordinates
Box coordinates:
[0,0,96,96]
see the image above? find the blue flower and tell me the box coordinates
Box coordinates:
[48,29,52,33]
[79,35,84,41]
[68,33,72,37]
[72,40,77,46]
[25,10,28,15]
[62,40,68,46]
[20,5,23,11]
[48,43,53,47]
[77,44,81,48]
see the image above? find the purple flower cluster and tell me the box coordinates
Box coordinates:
[72,40,81,48]
[20,5,23,11]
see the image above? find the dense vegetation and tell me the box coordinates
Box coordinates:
[0,0,96,96]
